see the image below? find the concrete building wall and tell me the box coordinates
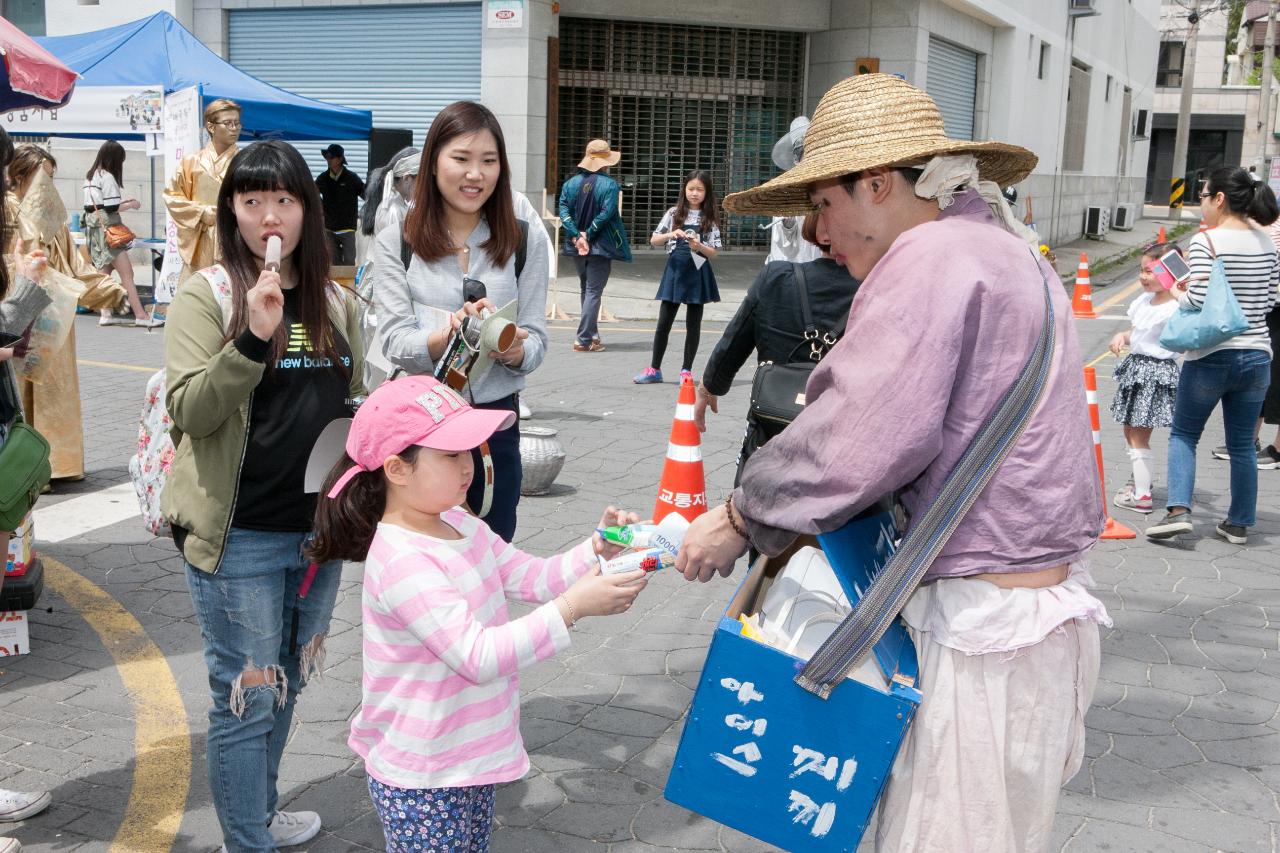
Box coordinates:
[44,0,188,36]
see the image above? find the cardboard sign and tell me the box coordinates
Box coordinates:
[0,611,30,656]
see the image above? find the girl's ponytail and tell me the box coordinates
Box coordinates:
[1249,178,1280,227]
[308,449,418,563]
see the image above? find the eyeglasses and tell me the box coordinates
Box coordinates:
[212,120,242,129]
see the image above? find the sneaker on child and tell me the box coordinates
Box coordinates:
[633,367,663,384]
[1113,484,1152,514]
[0,789,51,822]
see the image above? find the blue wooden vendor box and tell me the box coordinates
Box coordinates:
[664,505,923,852]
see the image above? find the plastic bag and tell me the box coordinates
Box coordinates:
[13,267,83,384]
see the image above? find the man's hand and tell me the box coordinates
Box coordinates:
[677,504,748,583]
[693,382,718,433]
[491,326,531,367]
[575,235,590,256]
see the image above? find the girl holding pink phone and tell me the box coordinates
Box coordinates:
[1107,241,1183,513]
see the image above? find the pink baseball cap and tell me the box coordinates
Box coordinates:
[326,375,516,498]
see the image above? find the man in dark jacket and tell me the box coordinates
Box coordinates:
[558,139,632,352]
[315,144,365,265]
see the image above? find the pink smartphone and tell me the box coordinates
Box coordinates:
[1152,249,1191,289]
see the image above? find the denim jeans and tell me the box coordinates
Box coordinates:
[186,527,343,852]
[1167,348,1272,526]
[574,255,612,346]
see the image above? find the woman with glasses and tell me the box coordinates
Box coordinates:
[1146,166,1279,546]
[164,99,242,282]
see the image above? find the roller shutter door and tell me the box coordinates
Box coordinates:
[926,37,978,141]
[228,4,482,180]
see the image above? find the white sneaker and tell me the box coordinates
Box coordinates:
[134,316,165,329]
[0,789,51,822]
[0,836,22,852]
[518,400,532,419]
[269,810,321,847]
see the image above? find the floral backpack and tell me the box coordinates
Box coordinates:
[128,266,234,536]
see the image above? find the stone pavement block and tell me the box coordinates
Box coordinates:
[1110,733,1204,770]
[1184,690,1277,725]
[528,727,651,773]
[533,670,623,705]
[539,800,637,842]
[1087,754,1214,810]
[1163,763,1280,820]
[1062,817,1212,853]
[632,798,720,849]
[1150,807,1272,852]
[1056,788,1150,827]
[719,823,780,853]
[1174,714,1274,742]
[618,724,681,790]
[520,714,576,752]
[549,768,660,807]
[1148,663,1227,696]
[1102,629,1169,663]
[490,825,601,853]
[578,704,674,738]
[1218,669,1280,704]
[611,674,694,718]
[495,772,565,827]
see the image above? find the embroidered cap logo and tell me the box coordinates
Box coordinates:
[416,386,468,424]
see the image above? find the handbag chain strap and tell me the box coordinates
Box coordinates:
[795,249,1057,699]
[791,263,842,363]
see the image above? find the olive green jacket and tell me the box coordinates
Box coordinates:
[161,271,364,572]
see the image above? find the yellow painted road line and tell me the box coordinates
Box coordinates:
[1094,275,1142,312]
[77,358,160,375]
[1087,350,1114,368]
[43,558,190,853]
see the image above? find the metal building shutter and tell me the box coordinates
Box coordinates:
[228,4,482,181]
[926,37,978,141]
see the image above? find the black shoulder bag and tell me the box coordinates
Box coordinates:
[746,263,847,443]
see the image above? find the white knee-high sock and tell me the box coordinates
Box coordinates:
[1128,447,1154,497]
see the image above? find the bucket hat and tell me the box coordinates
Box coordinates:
[578,139,621,172]
[724,74,1037,216]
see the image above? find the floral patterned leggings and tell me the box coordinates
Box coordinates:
[368,777,496,852]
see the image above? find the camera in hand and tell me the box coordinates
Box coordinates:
[433,279,519,391]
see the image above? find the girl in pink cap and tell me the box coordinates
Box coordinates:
[310,374,646,852]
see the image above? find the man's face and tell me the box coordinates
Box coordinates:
[324,154,343,172]
[206,111,241,148]
[809,173,890,280]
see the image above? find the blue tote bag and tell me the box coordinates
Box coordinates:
[1159,233,1250,352]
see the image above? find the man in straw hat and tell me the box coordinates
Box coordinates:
[676,74,1110,851]
[559,139,631,352]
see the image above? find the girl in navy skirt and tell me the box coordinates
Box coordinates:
[1108,241,1182,513]
[634,170,722,384]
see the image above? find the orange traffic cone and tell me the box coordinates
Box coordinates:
[1157,225,1167,243]
[1071,253,1097,319]
[653,376,708,524]
[1084,367,1136,540]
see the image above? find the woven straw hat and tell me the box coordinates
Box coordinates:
[724,74,1037,215]
[578,139,621,172]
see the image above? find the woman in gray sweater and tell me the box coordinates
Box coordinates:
[374,101,549,542]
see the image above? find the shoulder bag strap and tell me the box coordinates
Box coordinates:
[796,248,1058,699]
[791,262,825,363]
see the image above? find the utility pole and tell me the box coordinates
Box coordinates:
[1259,1,1278,173]
[1169,0,1202,219]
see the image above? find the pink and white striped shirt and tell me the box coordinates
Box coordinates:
[350,511,597,790]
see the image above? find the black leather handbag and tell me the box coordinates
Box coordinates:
[746,264,846,441]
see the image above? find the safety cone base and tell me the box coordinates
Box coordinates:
[1100,515,1137,540]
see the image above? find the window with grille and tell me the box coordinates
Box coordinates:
[555,18,805,250]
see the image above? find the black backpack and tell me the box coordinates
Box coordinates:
[400,218,528,279]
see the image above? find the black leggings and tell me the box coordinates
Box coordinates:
[650,300,704,372]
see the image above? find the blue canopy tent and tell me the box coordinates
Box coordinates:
[37,11,371,141]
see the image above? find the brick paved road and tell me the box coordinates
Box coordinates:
[1,287,1277,852]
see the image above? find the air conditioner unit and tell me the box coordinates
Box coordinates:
[1133,108,1150,138]
[1112,203,1136,230]
[1068,0,1099,17]
[1084,205,1110,238]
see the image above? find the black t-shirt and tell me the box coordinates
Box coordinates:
[315,167,366,232]
[232,286,353,531]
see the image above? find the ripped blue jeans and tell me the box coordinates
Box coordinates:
[186,527,343,852]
